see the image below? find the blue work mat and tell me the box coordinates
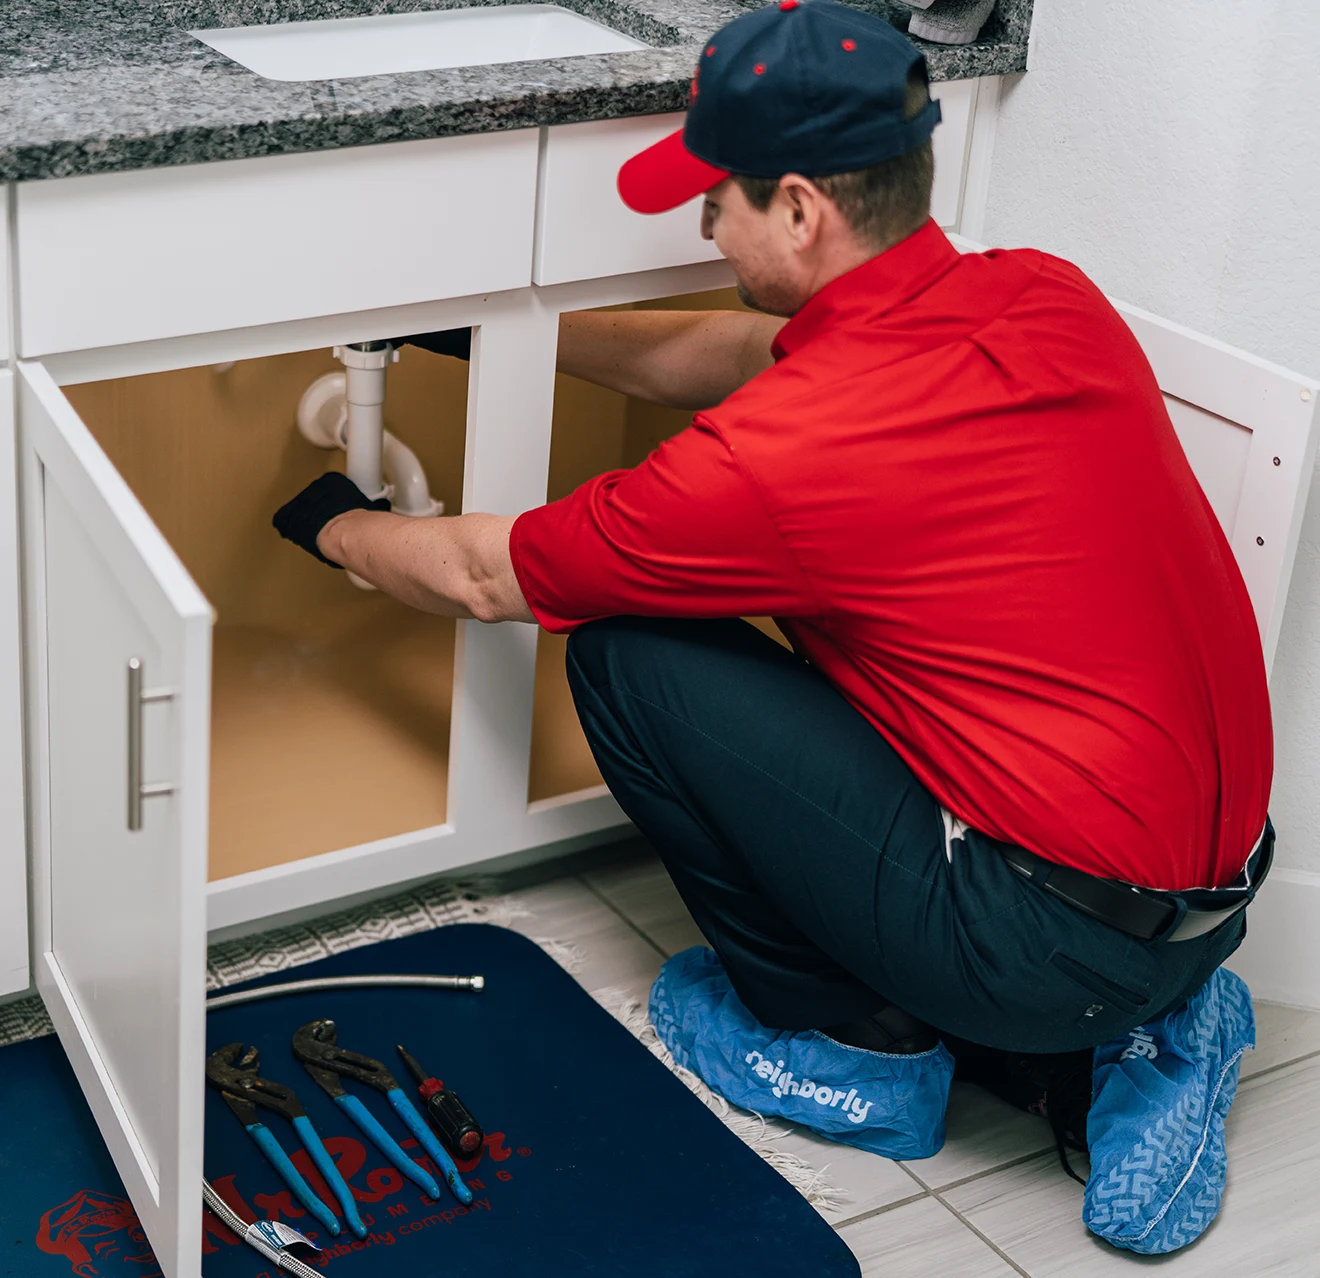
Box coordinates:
[3,923,859,1277]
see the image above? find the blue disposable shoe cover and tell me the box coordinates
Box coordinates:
[650,947,953,1159]
[1084,966,1255,1254]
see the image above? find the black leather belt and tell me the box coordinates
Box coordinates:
[1001,830,1271,943]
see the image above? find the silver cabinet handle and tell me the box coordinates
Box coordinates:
[127,657,176,831]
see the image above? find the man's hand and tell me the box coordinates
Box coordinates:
[318,506,533,623]
[272,471,391,566]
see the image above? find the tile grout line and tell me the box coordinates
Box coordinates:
[575,873,673,960]
[1239,1044,1320,1086]
[927,1189,1035,1278]
[831,1188,932,1232]
[905,1145,1058,1196]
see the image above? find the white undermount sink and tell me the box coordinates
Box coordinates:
[189,3,648,81]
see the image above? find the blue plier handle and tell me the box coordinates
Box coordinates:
[206,1042,368,1239]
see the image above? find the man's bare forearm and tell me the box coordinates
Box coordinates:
[318,509,534,623]
[557,310,785,410]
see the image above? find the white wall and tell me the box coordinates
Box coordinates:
[978,0,1320,882]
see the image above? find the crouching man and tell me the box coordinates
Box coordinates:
[274,2,1272,1255]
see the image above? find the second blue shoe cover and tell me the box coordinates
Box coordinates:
[1084,966,1254,1254]
[649,946,953,1159]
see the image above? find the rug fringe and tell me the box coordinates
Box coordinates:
[591,986,848,1214]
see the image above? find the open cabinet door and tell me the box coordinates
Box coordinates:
[18,362,211,1278]
[1112,303,1320,674]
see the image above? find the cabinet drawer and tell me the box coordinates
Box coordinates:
[534,113,724,286]
[16,130,540,357]
[533,81,976,288]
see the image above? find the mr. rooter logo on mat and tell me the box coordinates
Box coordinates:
[34,1133,528,1274]
[35,1190,164,1277]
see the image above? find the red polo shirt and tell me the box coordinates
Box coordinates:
[509,221,1271,890]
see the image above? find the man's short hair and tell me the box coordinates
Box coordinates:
[733,65,935,251]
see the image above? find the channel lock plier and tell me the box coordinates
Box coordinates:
[205,1043,368,1239]
[293,1019,474,1206]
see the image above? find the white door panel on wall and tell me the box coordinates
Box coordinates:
[0,369,26,998]
[19,360,211,1278]
[1116,302,1320,672]
[16,130,540,356]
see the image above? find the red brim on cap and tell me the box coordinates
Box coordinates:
[617,127,730,214]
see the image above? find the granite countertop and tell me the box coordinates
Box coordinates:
[0,0,1031,182]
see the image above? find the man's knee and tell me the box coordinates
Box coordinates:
[567,616,747,694]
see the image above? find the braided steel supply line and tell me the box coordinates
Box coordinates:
[203,1178,320,1277]
[205,972,484,1011]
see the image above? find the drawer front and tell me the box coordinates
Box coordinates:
[534,114,723,286]
[17,130,540,357]
[534,82,976,288]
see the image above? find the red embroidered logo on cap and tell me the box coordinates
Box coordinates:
[779,0,800,9]
[841,37,856,49]
[753,62,766,75]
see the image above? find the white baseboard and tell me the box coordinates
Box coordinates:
[1226,867,1320,1010]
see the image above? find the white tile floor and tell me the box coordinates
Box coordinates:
[500,842,1320,1277]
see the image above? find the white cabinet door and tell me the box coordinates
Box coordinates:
[18,362,211,1278]
[1112,303,1320,672]
[0,370,27,998]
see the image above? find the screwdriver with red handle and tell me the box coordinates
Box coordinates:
[396,1044,485,1157]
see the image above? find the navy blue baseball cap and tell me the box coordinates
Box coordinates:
[619,0,941,214]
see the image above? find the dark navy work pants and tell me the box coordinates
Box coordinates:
[566,617,1258,1054]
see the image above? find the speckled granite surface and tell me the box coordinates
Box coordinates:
[0,0,1031,182]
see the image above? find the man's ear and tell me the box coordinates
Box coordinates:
[776,173,827,253]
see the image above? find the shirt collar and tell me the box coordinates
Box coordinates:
[771,219,962,360]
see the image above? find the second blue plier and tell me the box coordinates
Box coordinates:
[293,1019,473,1206]
[205,1042,367,1239]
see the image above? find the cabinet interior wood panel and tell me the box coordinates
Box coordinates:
[527,288,788,805]
[63,346,470,878]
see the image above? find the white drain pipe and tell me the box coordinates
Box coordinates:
[296,343,444,588]
[339,342,391,501]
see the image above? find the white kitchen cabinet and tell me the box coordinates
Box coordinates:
[19,262,1318,1277]
[14,287,635,1276]
[15,130,541,357]
[533,79,979,286]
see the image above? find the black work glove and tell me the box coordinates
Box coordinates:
[272,471,391,568]
[392,327,472,360]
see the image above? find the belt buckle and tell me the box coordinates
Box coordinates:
[1167,900,1247,943]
